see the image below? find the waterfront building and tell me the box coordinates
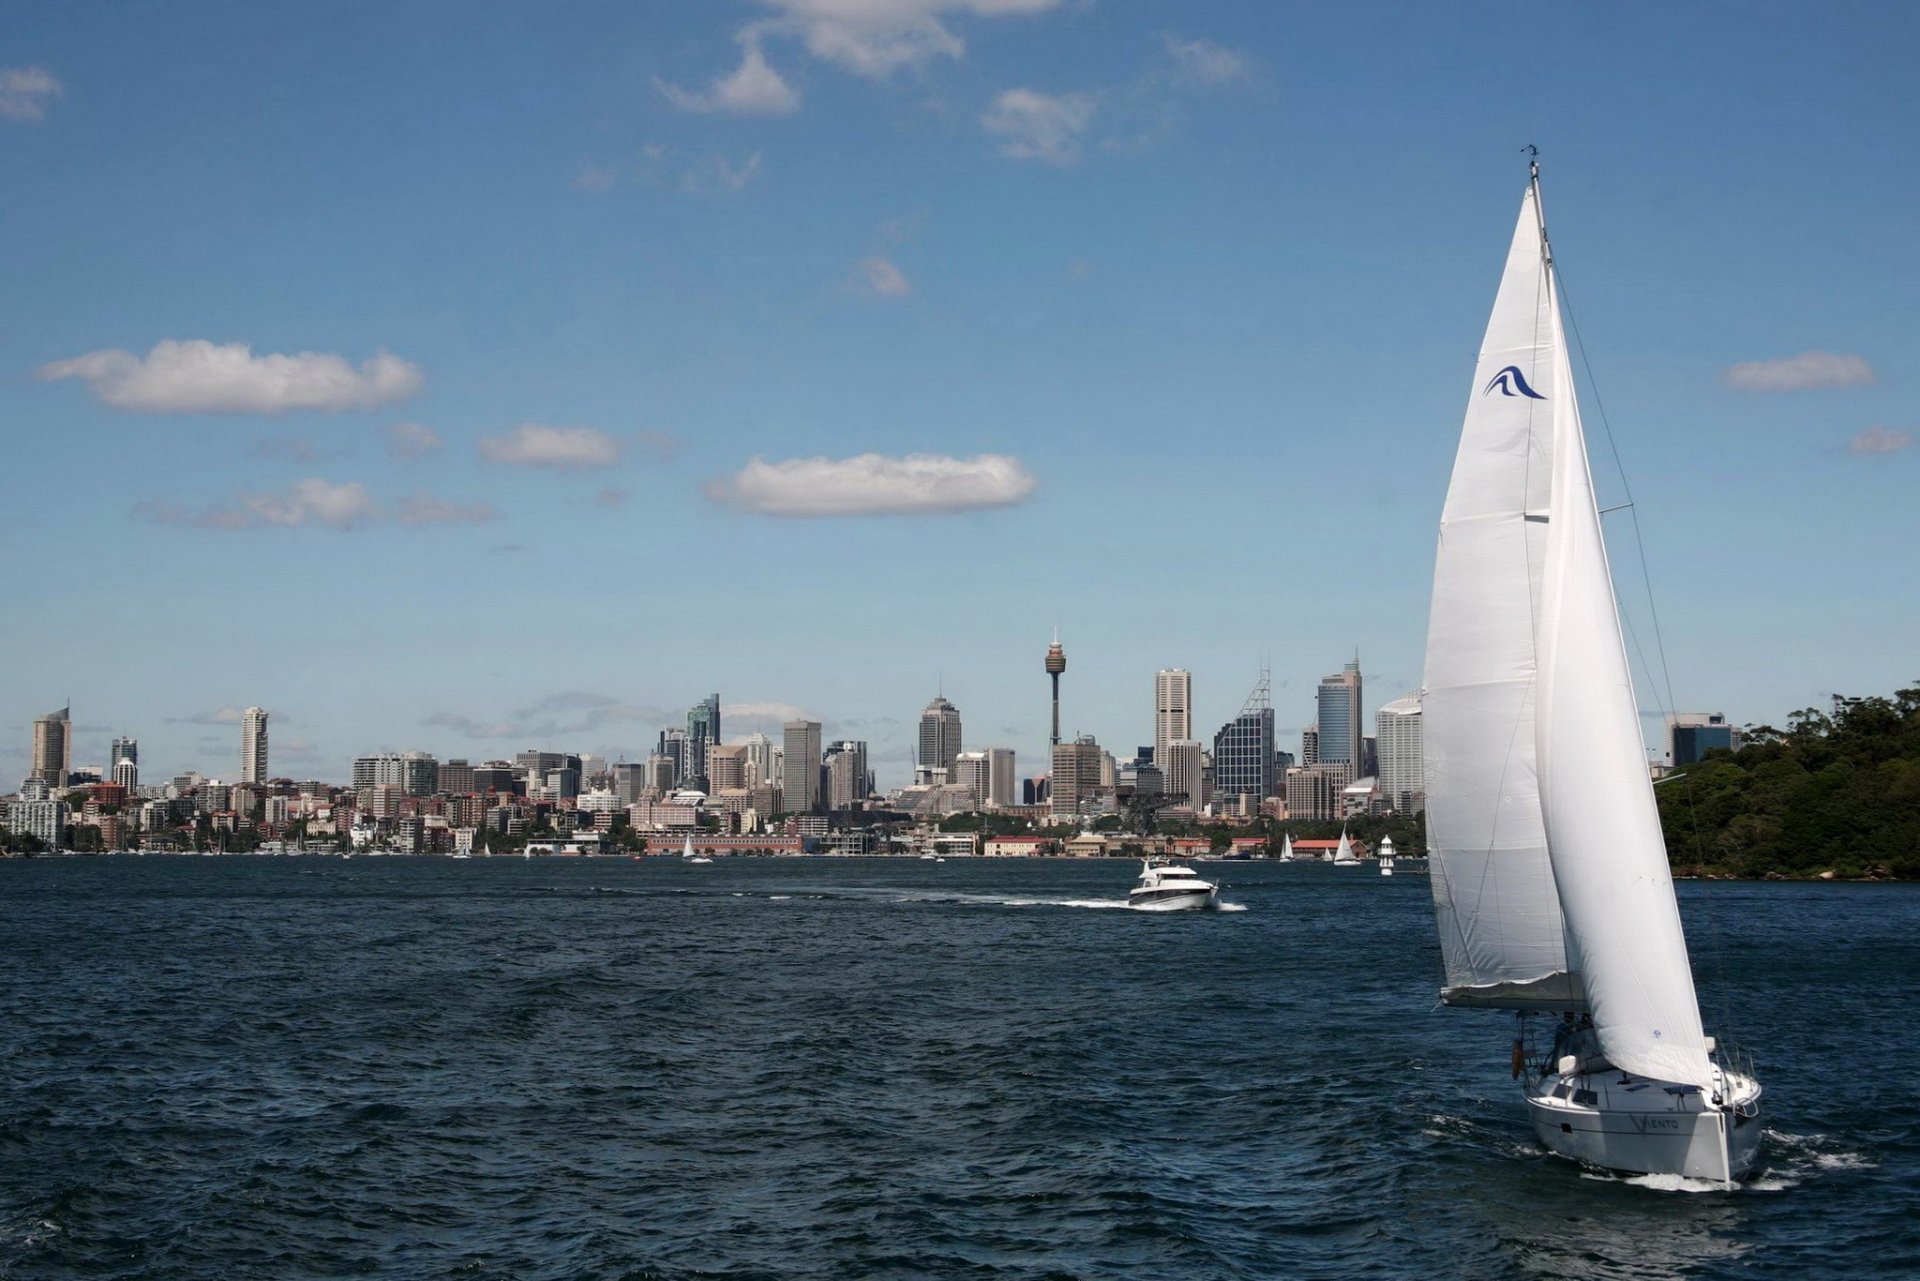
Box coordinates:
[1050,736,1104,819]
[918,696,963,777]
[241,707,269,784]
[7,796,67,847]
[1375,696,1424,814]
[1213,673,1277,804]
[1316,659,1365,773]
[1162,739,1206,810]
[1155,669,1192,764]
[1669,712,1736,766]
[439,758,477,796]
[30,707,71,789]
[825,740,869,811]
[782,720,823,814]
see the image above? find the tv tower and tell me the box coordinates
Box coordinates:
[1045,629,1067,746]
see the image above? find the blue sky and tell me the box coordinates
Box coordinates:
[3,1,1915,788]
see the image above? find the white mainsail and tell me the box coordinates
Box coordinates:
[1534,258,1714,1089]
[1282,832,1295,861]
[1422,185,1579,1010]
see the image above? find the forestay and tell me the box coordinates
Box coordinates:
[1422,186,1580,1011]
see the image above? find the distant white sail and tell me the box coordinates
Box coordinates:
[1422,186,1578,1010]
[1534,266,1713,1088]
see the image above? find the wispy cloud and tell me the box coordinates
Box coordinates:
[478,424,622,469]
[0,66,60,122]
[981,88,1097,164]
[40,340,422,413]
[657,34,800,115]
[249,436,322,462]
[576,146,765,198]
[851,255,911,297]
[678,151,765,195]
[708,452,1037,517]
[1724,351,1874,392]
[388,421,443,459]
[1850,425,1913,456]
[1161,34,1249,86]
[751,0,1062,80]
[137,478,493,530]
[176,707,246,726]
[594,487,630,508]
[426,691,674,742]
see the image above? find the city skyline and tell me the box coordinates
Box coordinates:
[4,5,1915,790]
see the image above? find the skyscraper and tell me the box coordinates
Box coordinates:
[686,694,720,784]
[824,740,868,811]
[918,696,963,776]
[743,733,779,788]
[1316,659,1365,772]
[30,707,70,788]
[1154,669,1192,764]
[1049,735,1103,819]
[110,736,139,791]
[241,707,269,784]
[782,720,823,814]
[1045,632,1066,746]
[707,744,749,792]
[1162,739,1206,809]
[1213,673,1277,803]
[1376,696,1424,813]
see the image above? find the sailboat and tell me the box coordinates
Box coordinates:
[682,834,713,865]
[1331,824,1360,866]
[1281,832,1296,862]
[1422,157,1762,1182]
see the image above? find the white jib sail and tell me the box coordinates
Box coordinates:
[1534,250,1713,1089]
[1422,185,1577,1009]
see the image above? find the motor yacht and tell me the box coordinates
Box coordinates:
[1128,858,1219,911]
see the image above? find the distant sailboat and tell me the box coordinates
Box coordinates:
[1421,157,1761,1181]
[1281,832,1296,862]
[683,834,712,865]
[1331,825,1360,867]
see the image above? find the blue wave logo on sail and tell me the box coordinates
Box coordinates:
[1482,365,1546,399]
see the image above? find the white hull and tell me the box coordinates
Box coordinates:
[1127,887,1218,911]
[1526,1067,1763,1182]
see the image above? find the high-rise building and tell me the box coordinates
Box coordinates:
[30,707,71,788]
[1376,696,1424,814]
[743,733,778,788]
[439,759,477,795]
[824,740,868,811]
[918,696,963,776]
[352,752,440,797]
[707,744,749,792]
[953,748,1014,809]
[686,694,720,784]
[110,737,139,791]
[1301,726,1319,767]
[782,720,823,814]
[1315,659,1364,771]
[1162,739,1206,810]
[644,753,677,796]
[1213,673,1277,803]
[1285,766,1340,821]
[655,729,691,783]
[473,761,518,794]
[241,707,269,784]
[1045,632,1067,747]
[1049,735,1103,819]
[952,751,990,808]
[1154,669,1192,763]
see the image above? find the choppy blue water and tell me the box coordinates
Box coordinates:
[1,857,1913,1280]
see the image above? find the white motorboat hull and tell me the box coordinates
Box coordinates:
[1127,887,1218,911]
[1525,1068,1763,1182]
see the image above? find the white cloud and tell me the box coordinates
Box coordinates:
[678,150,765,195]
[753,0,1061,79]
[1162,34,1249,86]
[1850,425,1913,456]
[478,424,622,469]
[981,88,1097,164]
[725,701,810,726]
[1723,351,1874,392]
[576,148,764,197]
[388,421,443,458]
[708,452,1037,516]
[40,339,423,413]
[657,35,801,115]
[573,162,618,193]
[175,707,246,726]
[137,478,494,530]
[853,255,911,297]
[0,66,60,122]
